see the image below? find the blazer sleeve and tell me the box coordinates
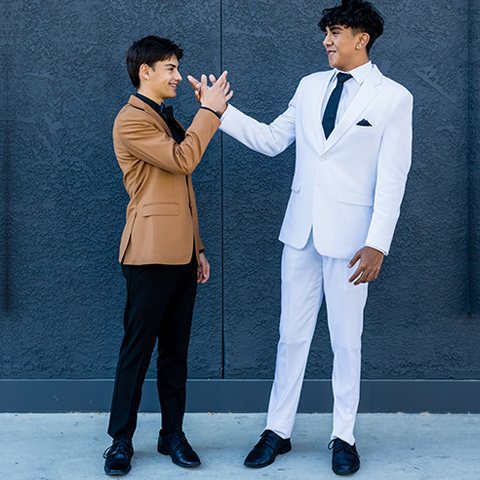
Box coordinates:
[219,80,302,157]
[365,89,413,254]
[114,108,220,175]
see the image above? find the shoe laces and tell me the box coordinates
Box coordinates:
[103,439,134,459]
[328,439,360,458]
[162,430,191,449]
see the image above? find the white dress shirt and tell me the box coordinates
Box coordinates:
[321,61,373,128]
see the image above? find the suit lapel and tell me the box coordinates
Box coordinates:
[324,66,383,153]
[128,95,180,138]
[311,70,336,151]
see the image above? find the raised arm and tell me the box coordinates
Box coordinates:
[219,103,296,157]
[188,74,300,157]
[114,73,232,175]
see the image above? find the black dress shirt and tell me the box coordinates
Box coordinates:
[135,93,185,143]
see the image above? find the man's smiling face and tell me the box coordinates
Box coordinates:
[323,25,368,72]
[141,55,182,104]
[151,56,182,101]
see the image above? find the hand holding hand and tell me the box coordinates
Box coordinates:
[187,75,202,103]
[348,246,384,285]
[187,72,232,115]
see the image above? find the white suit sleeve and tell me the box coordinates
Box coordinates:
[366,90,413,254]
[219,82,301,157]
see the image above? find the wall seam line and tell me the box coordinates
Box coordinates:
[467,0,472,314]
[220,0,225,379]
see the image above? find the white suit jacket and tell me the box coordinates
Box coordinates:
[220,65,413,259]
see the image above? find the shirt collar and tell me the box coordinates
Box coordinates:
[332,61,373,86]
[134,92,163,115]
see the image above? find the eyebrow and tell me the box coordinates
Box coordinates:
[164,63,178,68]
[329,26,344,32]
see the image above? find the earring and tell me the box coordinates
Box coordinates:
[356,45,360,50]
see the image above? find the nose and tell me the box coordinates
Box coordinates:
[176,71,183,82]
[323,33,332,46]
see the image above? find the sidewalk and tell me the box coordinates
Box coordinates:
[2,412,479,479]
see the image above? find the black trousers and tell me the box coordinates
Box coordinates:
[108,257,197,440]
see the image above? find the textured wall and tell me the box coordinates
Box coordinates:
[222,0,475,380]
[2,0,222,380]
[469,0,480,314]
[1,0,479,388]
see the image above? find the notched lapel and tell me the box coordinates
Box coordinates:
[128,95,175,137]
[324,66,382,152]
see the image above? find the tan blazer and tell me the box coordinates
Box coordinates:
[113,95,220,265]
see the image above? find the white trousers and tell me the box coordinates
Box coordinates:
[265,233,368,446]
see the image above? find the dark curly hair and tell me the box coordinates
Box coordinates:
[318,0,384,53]
[126,36,183,88]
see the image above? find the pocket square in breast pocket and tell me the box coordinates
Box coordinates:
[356,119,372,127]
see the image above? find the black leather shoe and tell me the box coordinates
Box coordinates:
[244,430,292,468]
[103,439,134,476]
[329,438,360,475]
[157,431,201,468]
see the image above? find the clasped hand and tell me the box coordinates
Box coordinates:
[187,72,232,116]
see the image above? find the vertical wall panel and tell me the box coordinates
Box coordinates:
[221,0,331,378]
[0,0,12,378]
[4,0,222,380]
[360,0,473,379]
[469,0,480,315]
[222,0,475,380]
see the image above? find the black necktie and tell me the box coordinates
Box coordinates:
[322,73,352,139]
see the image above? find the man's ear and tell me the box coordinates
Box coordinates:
[139,63,150,82]
[356,32,370,50]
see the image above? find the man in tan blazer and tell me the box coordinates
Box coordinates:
[103,36,232,476]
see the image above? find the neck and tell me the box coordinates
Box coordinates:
[137,88,164,105]
[343,57,370,73]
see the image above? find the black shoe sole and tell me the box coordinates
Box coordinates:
[244,443,292,468]
[104,465,132,476]
[157,444,201,468]
[332,464,360,476]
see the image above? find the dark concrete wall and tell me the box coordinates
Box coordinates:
[2,0,223,380]
[469,0,480,314]
[1,0,479,403]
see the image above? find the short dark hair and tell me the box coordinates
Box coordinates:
[318,0,384,53]
[126,36,184,88]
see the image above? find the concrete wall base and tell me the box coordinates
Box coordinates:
[1,379,478,413]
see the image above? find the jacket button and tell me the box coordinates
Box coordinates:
[319,155,326,162]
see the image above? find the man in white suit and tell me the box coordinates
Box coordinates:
[190,0,412,475]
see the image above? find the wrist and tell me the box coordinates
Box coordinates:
[218,104,228,116]
[200,106,221,119]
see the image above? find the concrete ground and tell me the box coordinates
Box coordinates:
[1,412,479,480]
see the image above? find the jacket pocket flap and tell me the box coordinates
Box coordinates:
[291,178,302,192]
[142,203,179,216]
[338,191,374,207]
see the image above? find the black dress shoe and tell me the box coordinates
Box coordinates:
[244,430,292,468]
[329,438,360,475]
[157,431,201,467]
[103,439,134,476]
